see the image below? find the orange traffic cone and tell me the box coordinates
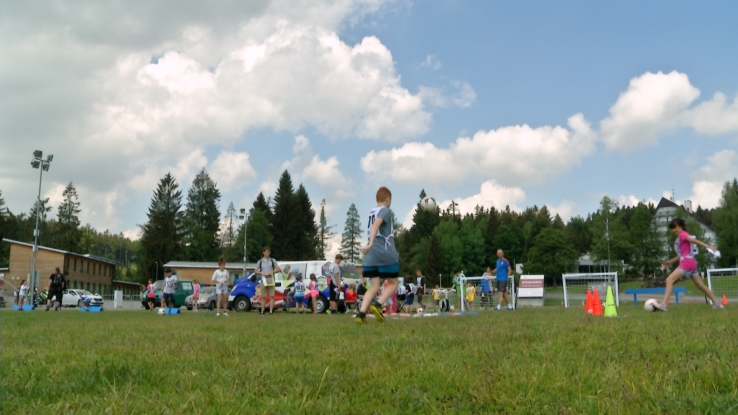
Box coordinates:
[586,289,594,314]
[593,289,603,316]
[722,294,728,305]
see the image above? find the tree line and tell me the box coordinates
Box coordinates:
[4,177,738,286]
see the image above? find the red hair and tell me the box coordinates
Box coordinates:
[376,186,392,203]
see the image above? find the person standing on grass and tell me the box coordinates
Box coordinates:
[490,250,513,310]
[404,280,415,313]
[191,279,200,312]
[17,280,28,310]
[328,254,343,314]
[416,269,427,310]
[308,273,319,314]
[46,267,66,311]
[432,284,442,312]
[256,247,281,316]
[293,273,307,314]
[480,267,493,310]
[212,260,229,316]
[146,279,156,311]
[356,186,400,325]
[655,218,723,311]
[162,268,177,309]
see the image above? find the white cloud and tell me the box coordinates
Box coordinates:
[0,0,421,235]
[442,180,526,214]
[209,151,257,192]
[418,81,476,109]
[683,92,738,136]
[599,70,738,152]
[304,155,349,187]
[549,200,576,222]
[420,54,441,70]
[122,228,142,241]
[362,113,595,187]
[688,150,738,209]
[258,180,278,197]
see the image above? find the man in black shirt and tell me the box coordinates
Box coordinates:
[46,268,66,311]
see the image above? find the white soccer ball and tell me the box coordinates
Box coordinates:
[157,308,166,315]
[419,197,437,212]
[417,307,423,314]
[644,299,658,312]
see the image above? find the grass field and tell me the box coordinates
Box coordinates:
[3,305,738,414]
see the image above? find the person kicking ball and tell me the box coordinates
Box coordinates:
[655,218,723,311]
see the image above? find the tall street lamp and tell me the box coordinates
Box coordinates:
[30,150,53,306]
[238,208,249,278]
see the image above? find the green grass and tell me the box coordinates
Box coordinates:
[3,305,738,414]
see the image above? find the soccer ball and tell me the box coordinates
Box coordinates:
[417,307,424,315]
[157,308,166,315]
[419,197,437,211]
[644,299,658,312]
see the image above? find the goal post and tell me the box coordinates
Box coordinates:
[562,272,619,308]
[459,274,516,312]
[706,268,738,304]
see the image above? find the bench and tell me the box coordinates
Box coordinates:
[624,287,687,306]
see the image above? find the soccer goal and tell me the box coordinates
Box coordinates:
[562,272,619,308]
[706,268,738,304]
[459,275,516,312]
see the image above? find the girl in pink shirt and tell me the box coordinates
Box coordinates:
[656,218,722,311]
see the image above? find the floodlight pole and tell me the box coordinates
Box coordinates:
[30,151,52,308]
[240,208,248,278]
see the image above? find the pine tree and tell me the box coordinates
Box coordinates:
[181,168,222,261]
[714,180,738,267]
[271,170,300,259]
[222,202,237,248]
[252,192,273,220]
[296,184,318,260]
[317,199,335,259]
[340,203,362,262]
[140,173,184,281]
[30,197,53,246]
[56,182,81,252]
[410,189,440,244]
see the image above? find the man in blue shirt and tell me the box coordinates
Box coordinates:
[490,249,513,310]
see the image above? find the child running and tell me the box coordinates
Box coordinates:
[145,279,156,311]
[192,279,200,312]
[655,218,723,311]
[356,187,400,324]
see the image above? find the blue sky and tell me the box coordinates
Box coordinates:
[2,0,738,256]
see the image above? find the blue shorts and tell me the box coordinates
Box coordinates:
[295,294,304,302]
[404,295,414,305]
[362,262,400,279]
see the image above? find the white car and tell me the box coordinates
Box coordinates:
[62,289,104,308]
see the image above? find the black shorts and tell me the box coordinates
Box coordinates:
[162,293,174,302]
[48,289,63,302]
[362,263,400,279]
[417,294,424,303]
[497,281,508,292]
[329,282,339,302]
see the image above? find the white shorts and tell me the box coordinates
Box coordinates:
[216,288,227,295]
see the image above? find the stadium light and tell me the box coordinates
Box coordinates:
[239,208,249,278]
[29,149,53,307]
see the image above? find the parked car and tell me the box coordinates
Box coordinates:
[228,260,362,313]
[185,286,219,310]
[140,279,195,310]
[62,290,104,308]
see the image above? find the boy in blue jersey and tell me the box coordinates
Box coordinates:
[355,186,400,324]
[490,249,513,310]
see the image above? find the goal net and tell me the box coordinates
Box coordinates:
[706,268,738,304]
[459,275,516,312]
[562,272,619,308]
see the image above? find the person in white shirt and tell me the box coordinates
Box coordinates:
[17,280,28,310]
[256,247,281,316]
[328,254,344,314]
[212,259,229,316]
[162,268,177,309]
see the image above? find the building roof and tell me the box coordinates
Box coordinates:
[2,238,118,265]
[164,261,258,270]
[656,197,678,210]
[653,198,715,232]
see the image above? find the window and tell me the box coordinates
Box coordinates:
[87,262,90,274]
[74,259,77,272]
[104,266,107,277]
